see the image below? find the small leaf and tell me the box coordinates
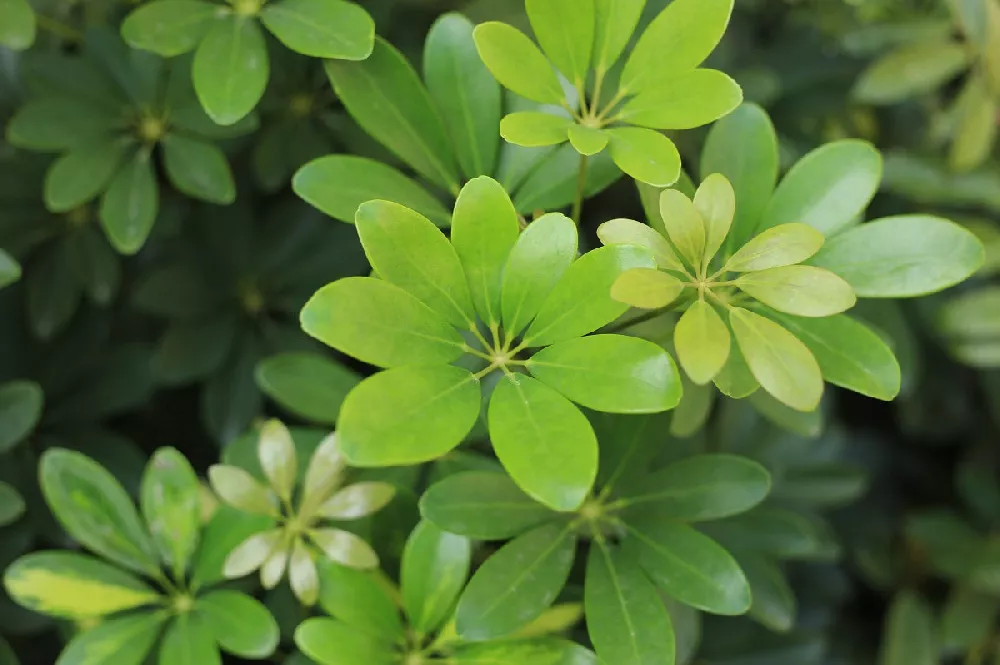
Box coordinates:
[713,341,759,399]
[289,538,320,606]
[317,482,396,520]
[853,40,970,104]
[301,433,347,516]
[402,520,471,636]
[526,0,594,84]
[660,189,706,270]
[620,69,743,130]
[0,482,24,526]
[0,249,20,289]
[607,127,682,187]
[256,352,360,426]
[0,380,43,453]
[950,76,998,172]
[193,15,269,125]
[473,22,565,104]
[456,523,577,640]
[878,591,937,665]
[224,529,282,579]
[724,223,824,273]
[198,590,280,659]
[597,217,684,272]
[121,0,217,56]
[568,124,608,156]
[501,112,573,147]
[694,173,736,266]
[44,141,127,213]
[56,612,165,665]
[611,268,686,309]
[161,134,235,204]
[295,618,397,665]
[258,420,297,503]
[592,0,645,72]
[0,0,35,50]
[259,0,374,59]
[674,300,731,385]
[736,266,856,317]
[100,149,158,255]
[159,614,221,665]
[208,465,278,516]
[311,528,379,569]
[141,448,201,580]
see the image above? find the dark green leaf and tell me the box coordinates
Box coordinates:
[159,614,222,665]
[44,141,127,213]
[162,134,235,204]
[121,1,216,56]
[0,381,43,453]
[878,591,936,665]
[316,558,405,641]
[99,149,158,255]
[193,16,269,125]
[256,352,360,425]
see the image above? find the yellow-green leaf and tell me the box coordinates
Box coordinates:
[736,266,856,317]
[724,223,824,273]
[611,268,686,309]
[675,299,730,385]
[660,189,706,270]
[694,173,735,266]
[597,218,684,272]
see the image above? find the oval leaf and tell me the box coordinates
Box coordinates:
[736,266,856,317]
[402,520,471,636]
[473,22,565,105]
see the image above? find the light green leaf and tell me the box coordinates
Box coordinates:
[694,173,736,266]
[208,465,278,516]
[99,149,158,255]
[193,16,269,125]
[4,552,160,620]
[620,69,742,130]
[7,99,118,151]
[810,215,984,297]
[326,38,460,193]
[878,591,937,665]
[473,22,566,105]
[950,75,998,172]
[159,614,221,665]
[197,590,279,658]
[524,245,655,347]
[40,449,160,576]
[730,307,822,412]
[141,448,201,580]
[293,155,450,227]
[190,507,274,586]
[724,223,824,273]
[44,141,127,213]
[760,140,882,236]
[223,529,281,579]
[258,420,297,504]
[669,379,715,438]
[317,482,395,520]
[121,1,216,56]
[452,176,521,325]
[526,0,594,84]
[597,217,684,272]
[853,40,970,104]
[627,518,750,615]
[592,0,645,72]
[161,134,235,204]
[611,268,686,309]
[316,558,405,641]
[255,352,360,426]
[501,112,573,147]
[527,334,682,413]
[295,618,397,665]
[456,522,577,640]
[300,433,347,515]
[501,213,579,336]
[0,249,20,289]
[607,127,682,187]
[713,341,759,399]
[338,365,481,466]
[56,612,165,665]
[586,542,675,665]
[620,0,734,93]
[736,266,856,317]
[356,200,476,328]
[402,520,471,636]
[259,0,374,59]
[289,538,320,605]
[0,380,43,453]
[772,313,901,401]
[0,0,35,50]
[489,374,598,511]
[660,189,706,270]
[0,482,24,526]
[568,124,609,156]
[674,300,730,385]
[425,13,502,179]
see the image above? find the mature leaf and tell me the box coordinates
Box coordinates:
[402,520,471,635]
[337,365,481,466]
[694,173,736,266]
[141,448,200,580]
[316,558,405,640]
[670,379,715,438]
[256,352,359,425]
[607,127,682,187]
[99,149,158,255]
[191,507,274,586]
[56,612,165,665]
[941,587,1000,650]
[736,553,796,632]
[161,134,235,204]
[452,639,599,664]
[611,268,686,309]
[7,99,119,151]
[160,614,221,665]
[724,224,824,273]
[193,16,269,125]
[597,218,684,272]
[121,1,217,56]
[0,250,20,289]
[810,215,984,297]
[620,69,742,130]
[0,482,24,526]
[878,591,937,665]
[675,300,731,385]
[772,464,868,507]
[259,0,374,59]
[0,381,43,453]
[0,0,35,50]
[526,0,594,84]
[295,618,397,665]
[705,506,838,560]
[473,22,565,104]
[513,144,623,212]
[736,266,856,317]
[456,522,576,640]
[501,112,573,147]
[44,141,127,213]
[197,590,279,658]
[853,40,969,104]
[592,0,645,72]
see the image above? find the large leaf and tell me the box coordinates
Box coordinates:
[255,352,360,425]
[473,22,565,105]
[259,0,374,59]
[736,266,856,317]
[7,99,119,150]
[197,590,279,659]
[878,591,937,665]
[853,40,970,104]
[620,69,743,130]
[159,614,221,665]
[55,612,165,665]
[99,149,158,255]
[337,365,481,466]
[402,520,471,636]
[525,0,594,84]
[192,15,269,125]
[121,1,217,56]
[140,448,200,580]
[456,522,576,640]
[0,381,43,453]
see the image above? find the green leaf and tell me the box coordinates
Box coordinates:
[941,587,1000,651]
[626,519,750,615]
[810,215,984,297]
[193,16,269,126]
[159,614,221,665]
[420,471,556,540]
[586,541,675,665]
[300,277,465,368]
[56,612,165,665]
[527,334,682,413]
[355,200,476,328]
[736,553,795,632]
[526,0,594,84]
[473,22,565,105]
[620,0,734,93]
[191,507,274,586]
[513,144,624,212]
[402,520,471,636]
[524,245,655,347]
[489,374,597,511]
[736,266,856,317]
[621,454,770,521]
[40,449,160,576]
[44,141,127,213]
[258,420,297,504]
[99,149,158,255]
[501,112,573,147]
[675,300,731,385]
[326,38,460,192]
[317,482,396,520]
[0,249,20,289]
[259,0,374,59]
[759,140,882,236]
[141,448,200,580]
[706,507,838,560]
[161,134,235,204]
[223,528,281,579]
[592,0,646,72]
[338,365,481,466]
[208,465,279,516]
[878,591,937,665]
[853,40,970,104]
[316,558,405,641]
[7,99,118,151]
[670,379,715,438]
[620,69,743,130]
[197,590,279,658]
[256,352,360,425]
[597,217,684,272]
[121,1,216,57]
[724,223,824,273]
[0,482,24,526]
[611,268,686,309]
[289,538,320,605]
[701,104,778,254]
[452,176,521,325]
[713,342,759,399]
[0,380,43,453]
[694,173,736,266]
[770,314,901,401]
[4,552,160,620]
[659,189,706,269]
[293,155,450,227]
[568,124,609,156]
[452,639,599,664]
[607,127,681,188]
[456,522,577,640]
[294,618,397,665]
[425,13,502,179]
[0,0,35,50]
[501,213,579,336]
[730,307,822,412]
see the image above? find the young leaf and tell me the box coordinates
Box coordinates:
[419,471,557,540]
[197,590,280,659]
[568,125,609,156]
[402,520,471,636]
[736,266,856,317]
[161,134,235,204]
[585,542,676,665]
[473,22,566,105]
[317,482,396,520]
[597,218,684,272]
[258,420,296,504]
[44,141,127,213]
[337,365,481,467]
[256,352,360,426]
[121,1,217,56]
[192,16,269,125]
[0,380,43,453]
[607,127,682,187]
[0,0,35,50]
[208,465,278,517]
[159,614,221,665]
[99,149,158,255]
[723,223,824,273]
[141,448,201,580]
[295,618,397,665]
[488,374,598,511]
[592,0,645,72]
[456,522,576,640]
[853,41,970,104]
[674,300,731,385]
[289,538,320,605]
[729,307,823,412]
[620,69,743,130]
[527,334,682,413]
[611,268,686,309]
[526,0,595,85]
[500,112,574,147]
[694,173,736,266]
[659,190,706,270]
[224,529,281,578]
[810,215,984,297]
[878,591,937,665]
[355,200,476,328]
[259,0,374,60]
[56,612,165,665]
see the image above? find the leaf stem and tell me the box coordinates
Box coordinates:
[590,68,607,118]
[571,154,589,225]
[466,324,494,355]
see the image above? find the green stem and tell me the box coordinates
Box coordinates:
[571,154,589,225]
